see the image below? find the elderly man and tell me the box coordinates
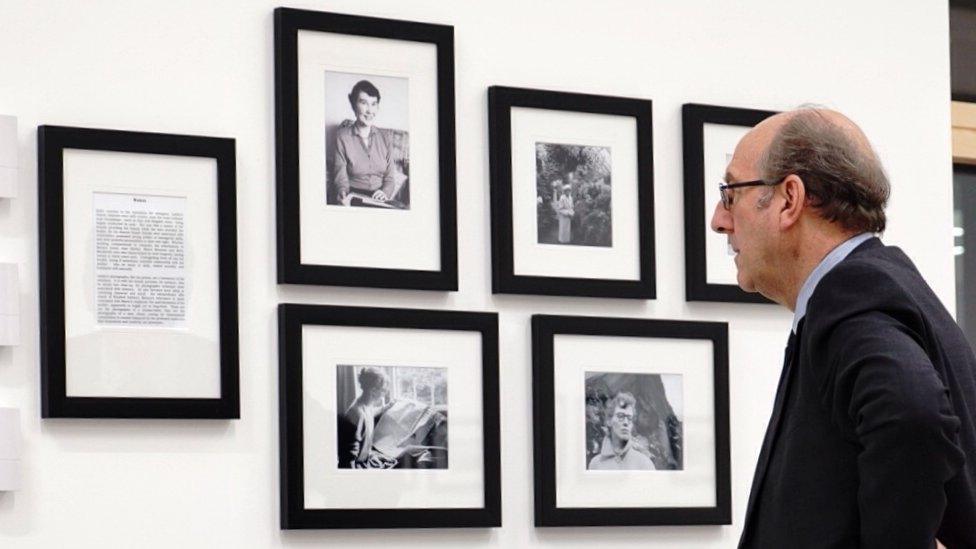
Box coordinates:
[587,392,655,471]
[711,108,976,548]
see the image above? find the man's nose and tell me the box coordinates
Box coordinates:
[710,201,732,234]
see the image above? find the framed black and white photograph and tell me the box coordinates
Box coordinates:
[38,125,239,419]
[275,8,458,290]
[532,314,730,526]
[278,304,500,529]
[584,371,683,472]
[334,364,448,470]
[489,86,655,299]
[683,103,776,304]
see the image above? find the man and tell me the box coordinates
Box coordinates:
[711,107,976,548]
[587,392,656,471]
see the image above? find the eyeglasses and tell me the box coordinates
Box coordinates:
[718,179,785,210]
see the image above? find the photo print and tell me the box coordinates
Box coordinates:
[324,70,410,210]
[535,142,612,247]
[335,364,447,469]
[584,371,683,471]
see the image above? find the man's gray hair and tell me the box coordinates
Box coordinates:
[758,107,890,233]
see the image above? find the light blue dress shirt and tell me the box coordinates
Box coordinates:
[792,232,875,333]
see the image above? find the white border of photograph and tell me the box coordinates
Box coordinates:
[301,324,484,509]
[62,149,221,399]
[297,30,441,271]
[553,334,717,509]
[510,107,640,281]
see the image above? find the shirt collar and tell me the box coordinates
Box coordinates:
[353,123,374,139]
[792,232,874,333]
[599,436,633,459]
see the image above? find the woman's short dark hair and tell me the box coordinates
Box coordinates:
[348,80,381,107]
[760,109,889,233]
[358,366,388,392]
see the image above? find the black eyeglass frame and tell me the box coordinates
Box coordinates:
[717,178,784,210]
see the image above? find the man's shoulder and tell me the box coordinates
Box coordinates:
[587,454,609,469]
[628,448,656,468]
[808,243,919,314]
[802,242,934,357]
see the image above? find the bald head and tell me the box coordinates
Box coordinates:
[764,108,876,160]
[737,106,890,233]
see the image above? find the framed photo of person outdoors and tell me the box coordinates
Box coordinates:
[488,86,655,299]
[274,8,458,290]
[531,314,730,526]
[278,304,501,529]
[682,103,776,304]
[38,125,239,419]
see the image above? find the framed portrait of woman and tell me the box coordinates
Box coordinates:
[274,8,458,290]
[278,304,501,529]
[488,86,656,299]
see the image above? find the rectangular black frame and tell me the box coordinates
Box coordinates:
[38,125,240,419]
[532,314,730,526]
[278,304,501,529]
[274,8,458,291]
[682,103,776,304]
[488,86,656,299]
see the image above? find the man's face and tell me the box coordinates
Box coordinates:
[709,129,780,294]
[608,405,634,442]
[352,91,379,126]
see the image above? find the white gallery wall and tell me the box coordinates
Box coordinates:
[0,0,953,547]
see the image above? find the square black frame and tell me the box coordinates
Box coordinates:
[38,125,240,419]
[488,86,656,299]
[682,103,776,304]
[532,314,730,526]
[274,8,458,291]
[278,304,501,529]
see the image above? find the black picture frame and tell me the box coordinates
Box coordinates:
[532,314,730,526]
[488,86,656,299]
[274,8,458,291]
[38,125,240,419]
[278,304,501,529]
[682,103,776,304]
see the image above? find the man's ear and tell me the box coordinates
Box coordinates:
[780,174,806,229]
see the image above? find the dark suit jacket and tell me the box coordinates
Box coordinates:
[739,238,976,549]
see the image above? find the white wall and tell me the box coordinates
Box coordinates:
[0,1,953,547]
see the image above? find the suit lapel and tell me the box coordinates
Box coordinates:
[740,321,803,545]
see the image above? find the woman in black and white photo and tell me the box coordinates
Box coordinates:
[551,175,576,244]
[332,79,399,205]
[336,366,398,469]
